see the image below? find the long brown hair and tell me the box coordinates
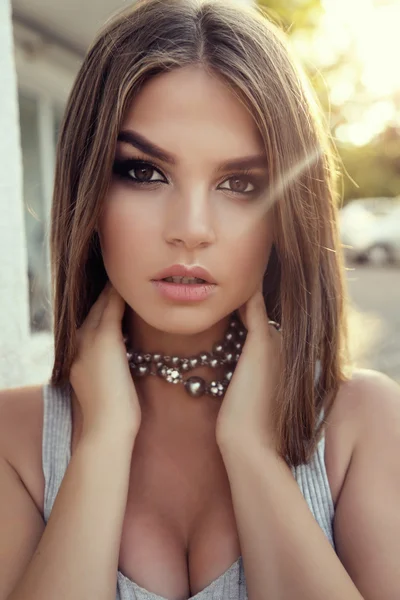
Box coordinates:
[50,0,351,466]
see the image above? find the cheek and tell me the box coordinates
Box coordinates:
[226,220,272,297]
[229,217,272,273]
[98,192,157,277]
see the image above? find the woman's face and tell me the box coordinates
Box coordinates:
[99,66,273,335]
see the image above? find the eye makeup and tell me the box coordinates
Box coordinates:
[112,155,268,199]
[113,157,168,186]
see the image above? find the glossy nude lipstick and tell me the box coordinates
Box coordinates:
[151,264,217,302]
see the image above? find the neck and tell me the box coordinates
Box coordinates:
[124,309,231,358]
[122,308,240,417]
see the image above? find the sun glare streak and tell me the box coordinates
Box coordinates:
[250,148,323,223]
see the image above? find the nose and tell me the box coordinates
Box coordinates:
[164,187,217,250]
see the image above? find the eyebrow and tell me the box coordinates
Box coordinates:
[216,155,268,172]
[117,129,268,171]
[117,130,176,164]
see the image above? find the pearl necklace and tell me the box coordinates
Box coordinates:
[125,317,246,398]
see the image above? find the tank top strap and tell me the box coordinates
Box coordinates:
[291,400,335,548]
[41,374,335,553]
[42,382,73,523]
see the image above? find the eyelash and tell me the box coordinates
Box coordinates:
[112,158,263,197]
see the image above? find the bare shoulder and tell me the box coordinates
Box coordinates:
[329,367,400,435]
[327,370,400,598]
[324,368,400,506]
[0,385,44,458]
[0,385,45,514]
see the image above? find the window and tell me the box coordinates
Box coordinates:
[19,92,63,332]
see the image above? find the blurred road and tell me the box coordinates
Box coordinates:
[345,264,400,384]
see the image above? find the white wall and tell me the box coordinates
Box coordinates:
[0,0,31,389]
[0,15,80,390]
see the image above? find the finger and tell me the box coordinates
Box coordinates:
[238,279,267,330]
[240,289,271,338]
[100,285,126,327]
[81,281,112,331]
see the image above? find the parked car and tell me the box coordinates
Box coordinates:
[343,196,400,217]
[340,200,400,265]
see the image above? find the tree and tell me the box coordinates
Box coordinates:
[257,0,400,203]
[257,0,323,34]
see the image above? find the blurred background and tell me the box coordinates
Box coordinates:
[0,0,399,388]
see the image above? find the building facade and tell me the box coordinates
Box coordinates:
[1,0,125,388]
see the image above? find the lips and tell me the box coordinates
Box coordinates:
[163,276,206,284]
[152,264,216,284]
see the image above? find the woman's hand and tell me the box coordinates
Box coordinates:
[69,282,141,439]
[216,285,283,452]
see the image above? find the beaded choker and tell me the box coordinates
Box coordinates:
[124,317,246,398]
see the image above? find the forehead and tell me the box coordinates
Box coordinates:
[121,66,265,158]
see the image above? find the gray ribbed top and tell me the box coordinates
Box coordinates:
[42,382,335,600]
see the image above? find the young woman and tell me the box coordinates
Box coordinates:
[1,1,399,599]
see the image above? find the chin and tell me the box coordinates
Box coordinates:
[133,302,235,336]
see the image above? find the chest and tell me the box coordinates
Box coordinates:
[18,391,351,600]
[117,431,241,599]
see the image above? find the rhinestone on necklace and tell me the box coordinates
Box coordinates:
[124,317,247,398]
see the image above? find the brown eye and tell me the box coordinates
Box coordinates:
[129,165,164,182]
[112,158,167,184]
[135,166,152,181]
[219,176,255,194]
[231,177,252,193]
